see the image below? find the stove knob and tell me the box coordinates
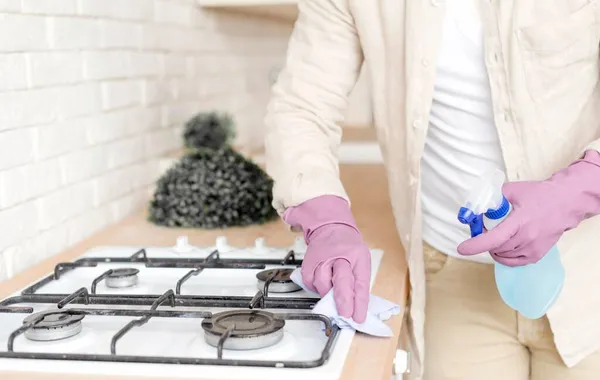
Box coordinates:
[0,246,19,280]
[254,237,267,254]
[174,236,193,253]
[393,349,410,379]
[216,236,229,252]
[292,237,307,253]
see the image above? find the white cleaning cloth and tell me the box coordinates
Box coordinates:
[289,268,401,337]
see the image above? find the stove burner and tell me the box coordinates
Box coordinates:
[202,310,285,350]
[106,268,139,289]
[256,268,301,293]
[23,309,84,341]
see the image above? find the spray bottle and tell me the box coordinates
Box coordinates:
[457,169,565,319]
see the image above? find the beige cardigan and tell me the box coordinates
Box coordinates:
[264,0,600,378]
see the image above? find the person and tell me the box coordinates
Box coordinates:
[264,0,600,379]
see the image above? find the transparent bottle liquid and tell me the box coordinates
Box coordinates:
[457,169,565,319]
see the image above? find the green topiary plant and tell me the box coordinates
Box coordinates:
[183,111,235,151]
[148,147,278,229]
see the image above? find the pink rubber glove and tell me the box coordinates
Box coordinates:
[283,195,371,323]
[458,150,600,266]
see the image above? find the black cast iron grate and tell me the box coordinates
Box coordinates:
[22,247,302,298]
[0,288,339,368]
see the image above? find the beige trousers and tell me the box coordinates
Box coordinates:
[421,242,600,380]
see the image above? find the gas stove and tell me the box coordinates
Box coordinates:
[0,235,386,379]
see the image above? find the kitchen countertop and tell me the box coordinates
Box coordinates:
[0,163,408,380]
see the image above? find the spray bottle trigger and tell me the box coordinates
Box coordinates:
[457,207,484,238]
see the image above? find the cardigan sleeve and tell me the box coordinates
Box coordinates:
[263,0,364,215]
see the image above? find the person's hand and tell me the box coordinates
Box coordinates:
[301,223,371,322]
[457,180,564,266]
[457,150,600,266]
[284,195,371,323]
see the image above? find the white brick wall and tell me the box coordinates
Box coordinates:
[28,52,83,86]
[0,0,293,281]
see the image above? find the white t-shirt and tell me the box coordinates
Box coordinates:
[420,0,506,264]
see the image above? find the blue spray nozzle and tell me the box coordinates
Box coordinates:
[457,196,510,237]
[457,169,508,238]
[457,207,484,237]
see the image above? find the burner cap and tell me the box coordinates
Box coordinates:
[256,268,301,293]
[202,310,285,350]
[108,268,139,278]
[23,309,84,341]
[106,268,139,288]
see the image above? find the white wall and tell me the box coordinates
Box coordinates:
[0,0,293,281]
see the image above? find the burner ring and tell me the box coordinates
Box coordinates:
[106,268,139,288]
[256,268,301,293]
[256,268,294,283]
[108,268,139,278]
[202,310,285,350]
[23,309,84,341]
[202,310,284,337]
[23,309,84,328]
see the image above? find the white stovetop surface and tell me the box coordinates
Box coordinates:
[0,236,384,380]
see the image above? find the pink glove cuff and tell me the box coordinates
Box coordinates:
[283,195,360,243]
[564,149,600,174]
[551,149,600,225]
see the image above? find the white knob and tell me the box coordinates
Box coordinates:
[393,350,410,377]
[292,237,307,253]
[174,236,193,253]
[216,236,228,252]
[253,238,268,254]
[0,246,19,281]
